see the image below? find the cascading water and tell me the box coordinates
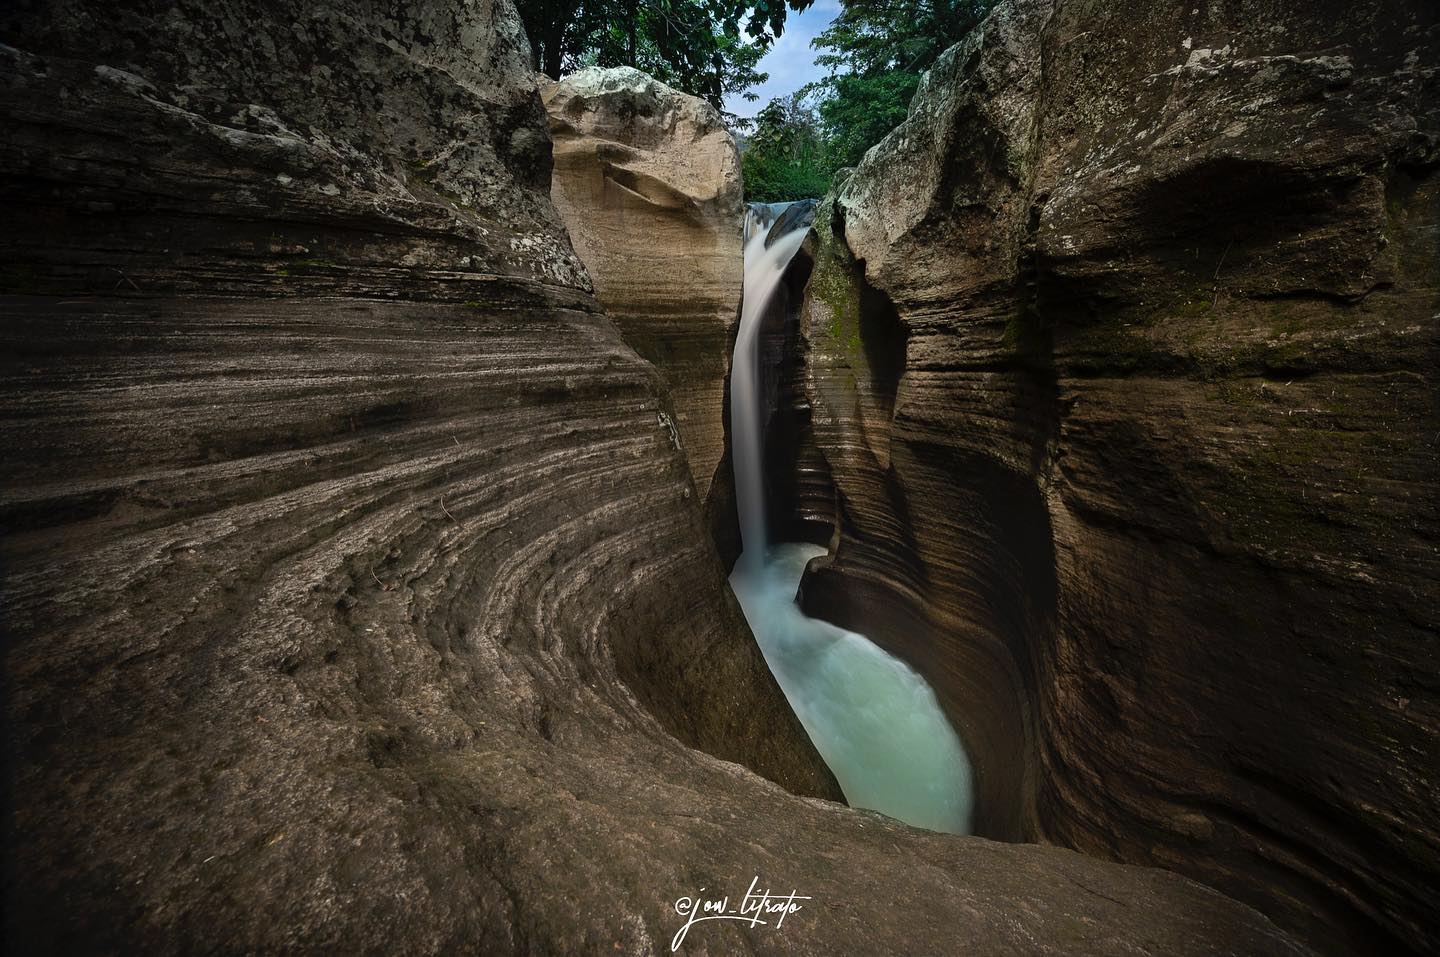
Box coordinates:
[732,209,807,576]
[729,203,975,835]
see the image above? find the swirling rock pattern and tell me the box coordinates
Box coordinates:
[542,67,743,495]
[794,0,1440,953]
[0,0,1314,953]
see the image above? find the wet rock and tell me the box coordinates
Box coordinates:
[797,0,1440,953]
[766,198,819,246]
[541,66,743,495]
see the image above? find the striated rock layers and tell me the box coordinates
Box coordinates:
[542,67,742,495]
[790,0,1439,953]
[0,0,1312,953]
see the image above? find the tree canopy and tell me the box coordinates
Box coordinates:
[520,0,998,202]
[738,94,832,203]
[741,0,997,201]
[519,1,813,111]
[807,0,996,169]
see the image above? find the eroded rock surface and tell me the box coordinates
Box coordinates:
[0,0,1314,953]
[792,0,1439,953]
[542,66,743,494]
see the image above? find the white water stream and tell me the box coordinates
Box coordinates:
[728,204,974,834]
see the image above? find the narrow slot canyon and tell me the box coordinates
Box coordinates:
[2,1,1436,955]
[711,195,1054,847]
[727,202,975,836]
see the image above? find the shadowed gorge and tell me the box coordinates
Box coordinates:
[728,203,975,836]
[0,0,1435,954]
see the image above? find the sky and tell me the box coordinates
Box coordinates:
[723,0,841,120]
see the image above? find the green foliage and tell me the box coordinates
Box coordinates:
[519,1,813,112]
[814,71,918,169]
[739,94,835,202]
[806,0,997,168]
[739,0,997,201]
[521,1,997,200]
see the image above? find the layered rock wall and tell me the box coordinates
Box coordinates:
[0,0,832,947]
[542,67,743,494]
[792,0,1439,953]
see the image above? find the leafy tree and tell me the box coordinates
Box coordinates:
[739,93,835,202]
[519,1,813,111]
[807,0,996,167]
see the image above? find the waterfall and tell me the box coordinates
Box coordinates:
[728,202,975,835]
[733,204,808,574]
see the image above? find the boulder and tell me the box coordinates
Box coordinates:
[792,0,1440,953]
[541,66,743,495]
[766,198,820,246]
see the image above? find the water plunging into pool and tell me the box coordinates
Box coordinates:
[728,203,974,835]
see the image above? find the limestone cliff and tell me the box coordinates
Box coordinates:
[790,0,1439,953]
[542,66,743,495]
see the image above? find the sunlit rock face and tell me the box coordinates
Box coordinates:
[541,66,743,496]
[795,0,1440,953]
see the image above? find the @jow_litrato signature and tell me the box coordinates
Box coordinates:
[671,876,811,951]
